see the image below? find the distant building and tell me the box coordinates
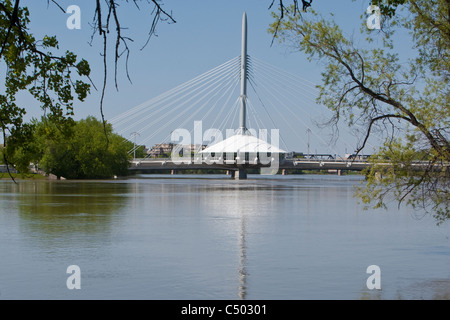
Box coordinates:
[344,153,371,160]
[185,144,207,153]
[148,143,174,157]
[147,143,207,157]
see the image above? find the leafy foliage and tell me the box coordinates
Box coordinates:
[7,116,132,179]
[0,0,91,170]
[269,1,449,223]
[1,0,175,176]
[370,0,407,18]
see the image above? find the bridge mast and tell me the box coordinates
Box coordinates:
[236,12,249,180]
[238,12,248,134]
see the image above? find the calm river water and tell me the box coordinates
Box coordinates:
[0,174,449,300]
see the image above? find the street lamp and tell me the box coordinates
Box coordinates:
[306,128,311,159]
[131,132,140,160]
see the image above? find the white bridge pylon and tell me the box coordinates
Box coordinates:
[110,13,361,164]
[199,12,285,179]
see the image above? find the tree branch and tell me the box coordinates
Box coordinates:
[354,113,410,158]
[0,0,20,57]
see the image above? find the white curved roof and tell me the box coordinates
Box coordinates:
[200,133,286,154]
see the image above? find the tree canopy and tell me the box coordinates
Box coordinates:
[6,116,134,179]
[0,0,173,174]
[269,0,449,223]
[0,0,91,173]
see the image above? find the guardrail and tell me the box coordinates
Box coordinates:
[129,157,447,172]
[128,157,372,171]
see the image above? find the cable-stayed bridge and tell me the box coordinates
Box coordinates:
[110,12,374,178]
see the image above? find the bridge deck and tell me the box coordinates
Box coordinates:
[129,158,371,172]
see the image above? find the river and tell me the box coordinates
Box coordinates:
[0,174,449,300]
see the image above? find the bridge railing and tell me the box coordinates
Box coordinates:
[285,157,368,163]
[131,156,278,166]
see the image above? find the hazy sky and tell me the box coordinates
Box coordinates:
[18,0,393,155]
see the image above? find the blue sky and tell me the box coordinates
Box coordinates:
[19,0,386,155]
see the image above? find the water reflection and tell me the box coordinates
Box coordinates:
[397,279,450,300]
[0,175,448,299]
[10,181,130,248]
[199,180,284,300]
[360,279,450,300]
[238,215,247,300]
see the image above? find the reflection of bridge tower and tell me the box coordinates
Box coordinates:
[238,214,248,299]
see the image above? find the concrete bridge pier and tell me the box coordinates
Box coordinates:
[235,168,247,180]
